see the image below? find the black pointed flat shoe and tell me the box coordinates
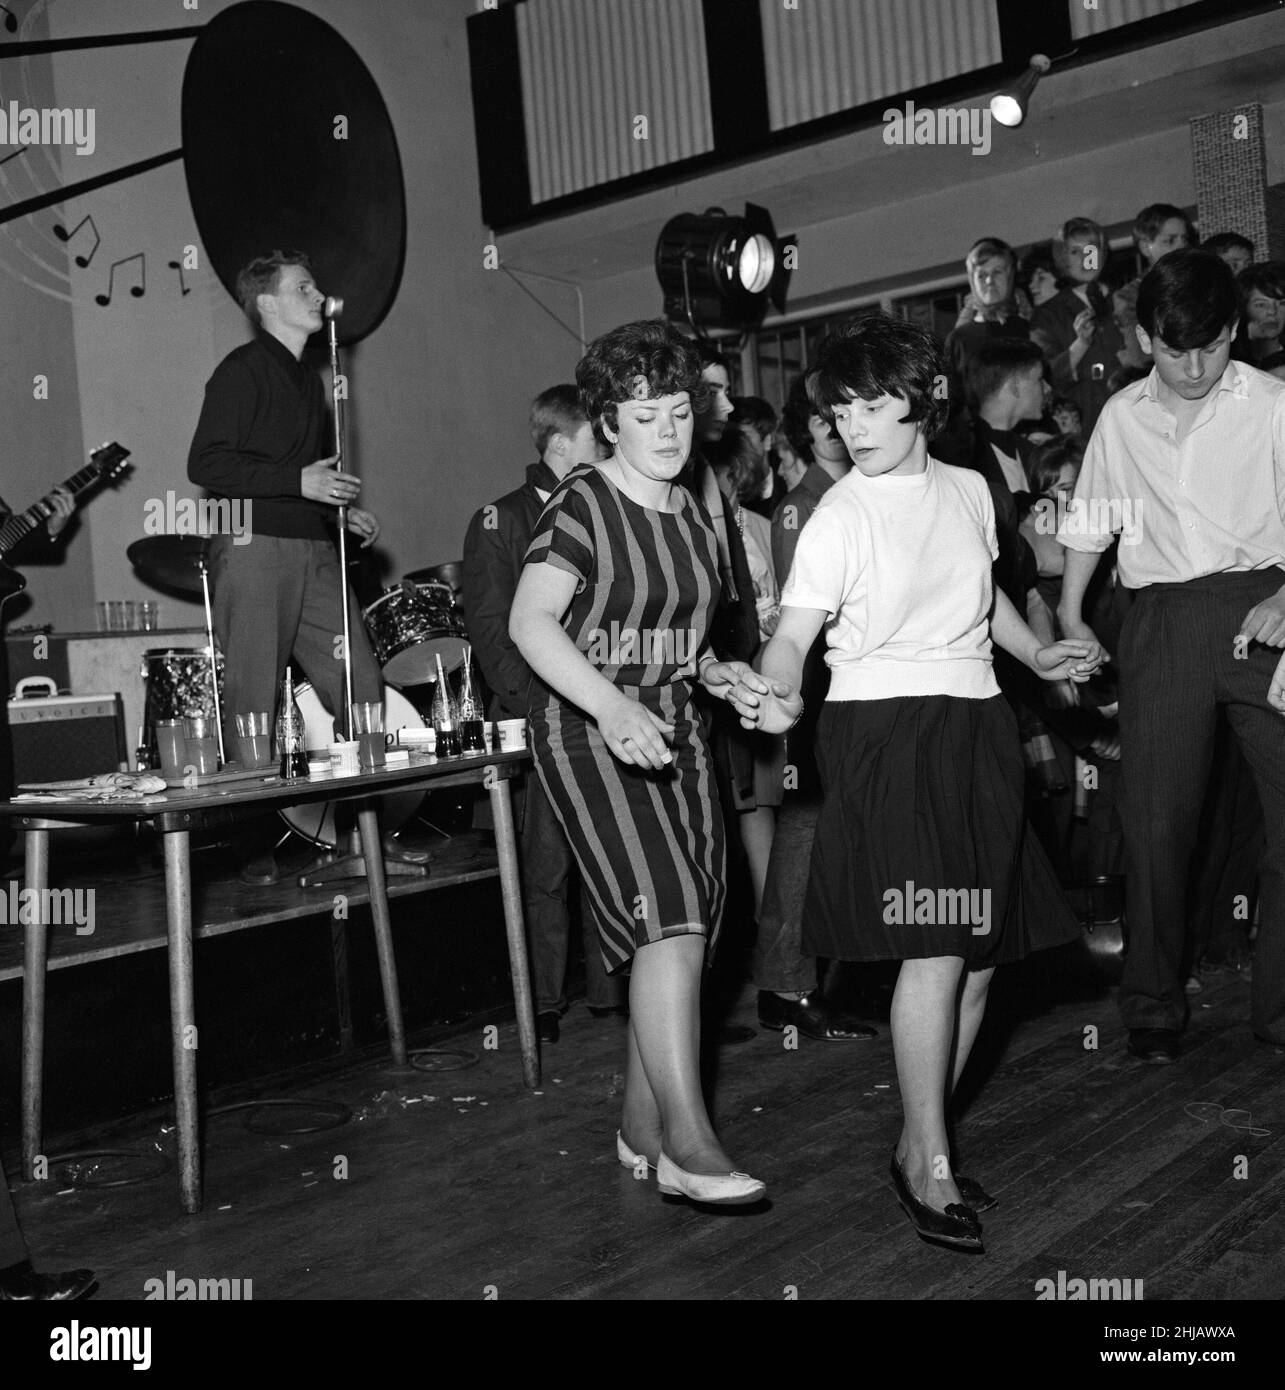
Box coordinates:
[889,1153,984,1253]
[955,1173,998,1213]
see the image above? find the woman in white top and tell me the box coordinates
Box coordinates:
[730,314,1101,1253]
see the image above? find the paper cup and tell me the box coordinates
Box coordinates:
[328,741,360,775]
[497,718,527,752]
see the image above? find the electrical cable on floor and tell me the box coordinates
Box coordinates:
[206,1098,352,1135]
[408,1048,478,1072]
[47,1148,173,1189]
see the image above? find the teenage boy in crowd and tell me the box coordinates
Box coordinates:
[1058,249,1285,1062]
[462,385,624,1043]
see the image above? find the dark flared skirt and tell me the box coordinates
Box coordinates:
[803,693,1080,966]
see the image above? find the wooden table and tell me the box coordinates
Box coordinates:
[0,749,535,1213]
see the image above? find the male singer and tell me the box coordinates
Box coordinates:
[188,251,385,882]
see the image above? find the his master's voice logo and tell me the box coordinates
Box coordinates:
[143,492,253,545]
[0,102,95,156]
[882,882,991,936]
[585,622,697,668]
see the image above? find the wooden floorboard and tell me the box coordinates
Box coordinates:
[4,904,1284,1303]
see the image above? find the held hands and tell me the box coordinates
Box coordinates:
[1033,638,1104,683]
[301,456,361,507]
[44,486,75,538]
[1240,593,1285,649]
[345,507,380,547]
[706,660,799,734]
[599,691,675,770]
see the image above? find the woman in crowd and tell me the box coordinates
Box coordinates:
[1233,262,1285,373]
[707,421,785,918]
[510,319,770,1207]
[728,314,1101,1252]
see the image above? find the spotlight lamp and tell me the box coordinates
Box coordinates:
[655,203,796,335]
[990,53,1053,128]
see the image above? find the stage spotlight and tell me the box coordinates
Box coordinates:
[990,53,1052,128]
[655,203,796,335]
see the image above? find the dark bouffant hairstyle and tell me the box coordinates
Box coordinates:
[807,311,950,440]
[964,337,1047,412]
[1202,231,1254,262]
[1132,202,1197,249]
[780,371,818,462]
[730,395,777,437]
[529,384,588,456]
[575,320,704,447]
[706,421,768,505]
[236,250,313,326]
[1026,436,1085,498]
[1237,260,1285,304]
[1136,248,1240,348]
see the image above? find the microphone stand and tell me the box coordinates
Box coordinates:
[295,300,429,888]
[328,311,355,741]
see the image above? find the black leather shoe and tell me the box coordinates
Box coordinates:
[955,1173,998,1213]
[536,1011,560,1044]
[0,1261,96,1301]
[889,1154,983,1253]
[1126,1028,1182,1064]
[757,990,878,1041]
[382,834,432,865]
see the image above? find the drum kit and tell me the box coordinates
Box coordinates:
[125,534,475,849]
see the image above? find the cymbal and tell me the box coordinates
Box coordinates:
[127,535,211,596]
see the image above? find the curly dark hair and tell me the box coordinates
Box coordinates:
[807,311,950,440]
[575,319,704,447]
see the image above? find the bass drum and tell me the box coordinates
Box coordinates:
[279,681,425,847]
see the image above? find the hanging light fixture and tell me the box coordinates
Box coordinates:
[655,203,796,335]
[990,53,1053,128]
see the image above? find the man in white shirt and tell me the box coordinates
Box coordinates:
[1058,249,1285,1061]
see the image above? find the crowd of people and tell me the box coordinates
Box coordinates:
[461,204,1284,1253]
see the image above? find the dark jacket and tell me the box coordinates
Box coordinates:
[461,461,561,720]
[1029,286,1125,436]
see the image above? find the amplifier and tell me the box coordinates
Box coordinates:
[7,690,127,785]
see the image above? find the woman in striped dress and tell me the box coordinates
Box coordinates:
[510,320,769,1206]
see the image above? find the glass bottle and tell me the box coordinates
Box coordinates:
[457,645,487,753]
[432,652,462,758]
[276,667,309,779]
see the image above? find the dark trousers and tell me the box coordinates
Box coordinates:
[0,1153,28,1269]
[209,533,383,751]
[1118,570,1285,1042]
[521,774,622,1014]
[753,794,821,994]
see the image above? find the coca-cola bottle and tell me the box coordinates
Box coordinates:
[457,646,487,753]
[276,668,309,779]
[432,652,462,758]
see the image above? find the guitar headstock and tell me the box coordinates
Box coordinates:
[90,441,132,485]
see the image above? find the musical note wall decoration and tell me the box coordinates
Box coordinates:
[167,258,190,296]
[95,251,145,306]
[53,212,100,267]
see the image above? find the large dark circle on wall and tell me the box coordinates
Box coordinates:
[181,0,405,344]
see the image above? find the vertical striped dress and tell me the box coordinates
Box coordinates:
[523,464,726,974]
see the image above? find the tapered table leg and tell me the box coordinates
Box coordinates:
[488,772,538,1088]
[163,829,201,1213]
[357,803,407,1066]
[20,828,49,1178]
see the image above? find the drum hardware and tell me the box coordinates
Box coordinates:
[139,647,226,770]
[127,534,225,764]
[362,578,467,686]
[404,560,463,603]
[276,679,433,886]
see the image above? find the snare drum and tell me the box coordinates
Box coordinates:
[362,581,467,686]
[141,647,225,767]
[278,680,425,846]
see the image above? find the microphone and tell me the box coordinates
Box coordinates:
[323,295,344,319]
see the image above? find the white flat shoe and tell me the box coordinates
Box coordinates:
[616,1131,654,1172]
[656,1151,766,1206]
